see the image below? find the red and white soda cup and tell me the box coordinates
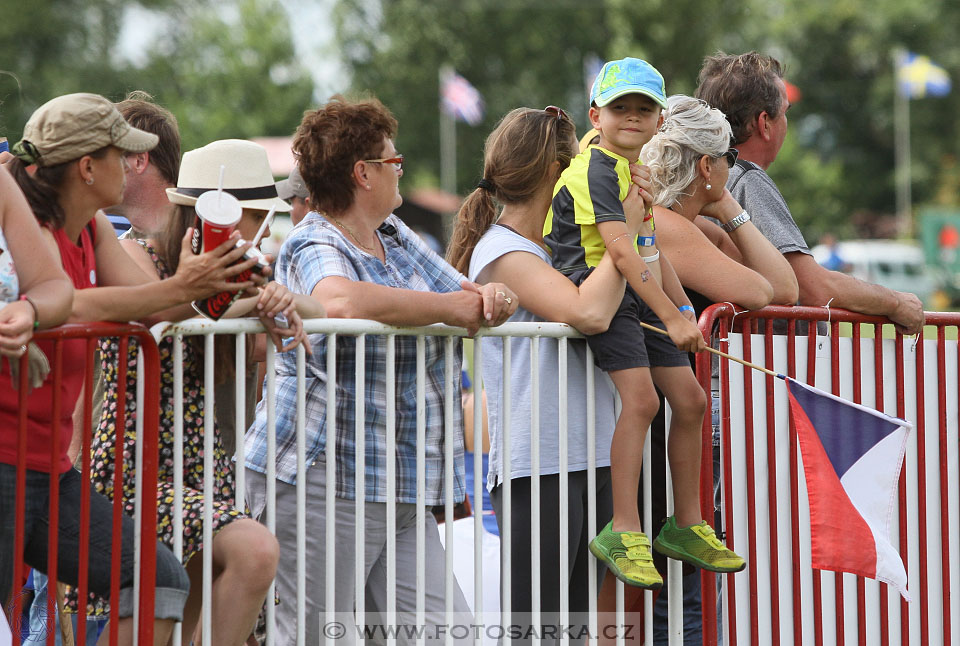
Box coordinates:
[190,190,243,255]
[192,241,272,321]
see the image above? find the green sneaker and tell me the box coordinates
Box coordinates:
[589,521,663,589]
[653,516,746,573]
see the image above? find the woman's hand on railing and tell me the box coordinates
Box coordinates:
[0,300,36,358]
[473,281,518,327]
[260,309,312,355]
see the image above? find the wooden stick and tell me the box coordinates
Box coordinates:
[638,321,783,379]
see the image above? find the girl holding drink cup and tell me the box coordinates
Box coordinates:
[83,139,324,644]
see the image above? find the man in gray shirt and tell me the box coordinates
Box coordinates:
[695,52,924,334]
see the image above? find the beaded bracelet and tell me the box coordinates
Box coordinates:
[20,295,39,329]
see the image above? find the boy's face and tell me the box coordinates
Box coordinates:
[589,93,664,160]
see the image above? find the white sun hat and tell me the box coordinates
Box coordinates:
[166,139,292,212]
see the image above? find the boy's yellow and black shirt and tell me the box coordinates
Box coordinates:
[543,145,644,274]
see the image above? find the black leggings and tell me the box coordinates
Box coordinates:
[490,468,612,629]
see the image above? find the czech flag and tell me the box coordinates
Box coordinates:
[787,378,912,600]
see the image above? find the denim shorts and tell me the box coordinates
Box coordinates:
[0,465,189,620]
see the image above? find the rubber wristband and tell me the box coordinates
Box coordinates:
[20,295,39,329]
[641,250,660,263]
[678,305,695,314]
[637,235,656,247]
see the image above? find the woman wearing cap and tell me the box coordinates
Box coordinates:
[83,139,324,644]
[1,91,261,644]
[445,106,652,636]
[242,95,517,645]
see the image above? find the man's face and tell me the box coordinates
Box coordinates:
[768,79,790,159]
[589,93,663,160]
[290,196,310,226]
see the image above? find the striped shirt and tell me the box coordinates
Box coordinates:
[244,212,466,504]
[543,145,642,273]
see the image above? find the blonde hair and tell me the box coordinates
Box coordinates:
[446,107,576,274]
[641,95,732,207]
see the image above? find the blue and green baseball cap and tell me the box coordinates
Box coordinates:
[590,57,667,109]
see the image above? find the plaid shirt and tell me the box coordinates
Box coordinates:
[244,213,465,504]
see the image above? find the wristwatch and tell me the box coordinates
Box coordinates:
[720,210,751,233]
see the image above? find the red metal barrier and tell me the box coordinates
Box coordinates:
[696,305,959,646]
[5,323,161,646]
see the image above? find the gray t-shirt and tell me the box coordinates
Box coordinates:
[727,160,811,256]
[469,225,618,489]
[726,160,826,334]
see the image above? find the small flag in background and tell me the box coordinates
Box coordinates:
[897,51,951,98]
[441,70,485,126]
[787,378,912,600]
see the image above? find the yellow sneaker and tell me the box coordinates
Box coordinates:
[653,516,746,573]
[589,521,663,589]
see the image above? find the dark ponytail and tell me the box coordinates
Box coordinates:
[8,158,69,229]
[446,187,498,274]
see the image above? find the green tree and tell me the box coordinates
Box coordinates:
[134,0,315,150]
[0,0,313,153]
[334,0,615,194]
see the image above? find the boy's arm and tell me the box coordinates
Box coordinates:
[597,219,704,353]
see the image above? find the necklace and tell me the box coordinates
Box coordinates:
[325,214,377,252]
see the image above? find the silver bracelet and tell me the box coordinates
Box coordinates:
[720,210,751,233]
[641,249,660,263]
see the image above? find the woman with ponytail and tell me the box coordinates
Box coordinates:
[446,106,653,635]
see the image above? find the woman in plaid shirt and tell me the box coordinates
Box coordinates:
[244,95,517,645]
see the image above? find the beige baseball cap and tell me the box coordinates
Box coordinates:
[13,93,158,167]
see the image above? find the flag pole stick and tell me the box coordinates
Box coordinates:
[638,321,784,379]
[893,47,913,236]
[439,64,457,196]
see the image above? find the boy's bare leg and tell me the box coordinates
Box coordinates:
[650,366,707,528]
[607,367,659,533]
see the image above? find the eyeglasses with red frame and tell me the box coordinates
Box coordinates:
[363,154,404,170]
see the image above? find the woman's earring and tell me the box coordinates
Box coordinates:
[705,183,712,191]
[86,177,94,186]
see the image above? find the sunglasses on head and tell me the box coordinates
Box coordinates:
[721,148,739,168]
[544,105,569,122]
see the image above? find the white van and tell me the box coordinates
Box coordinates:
[810,239,938,307]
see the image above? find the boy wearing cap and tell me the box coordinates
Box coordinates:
[543,57,744,588]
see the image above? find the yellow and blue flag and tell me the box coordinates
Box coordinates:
[897,52,951,98]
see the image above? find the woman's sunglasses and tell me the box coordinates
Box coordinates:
[720,148,739,168]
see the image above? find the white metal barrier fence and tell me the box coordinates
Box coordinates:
[147,318,697,646]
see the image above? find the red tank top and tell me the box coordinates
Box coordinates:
[0,224,96,473]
